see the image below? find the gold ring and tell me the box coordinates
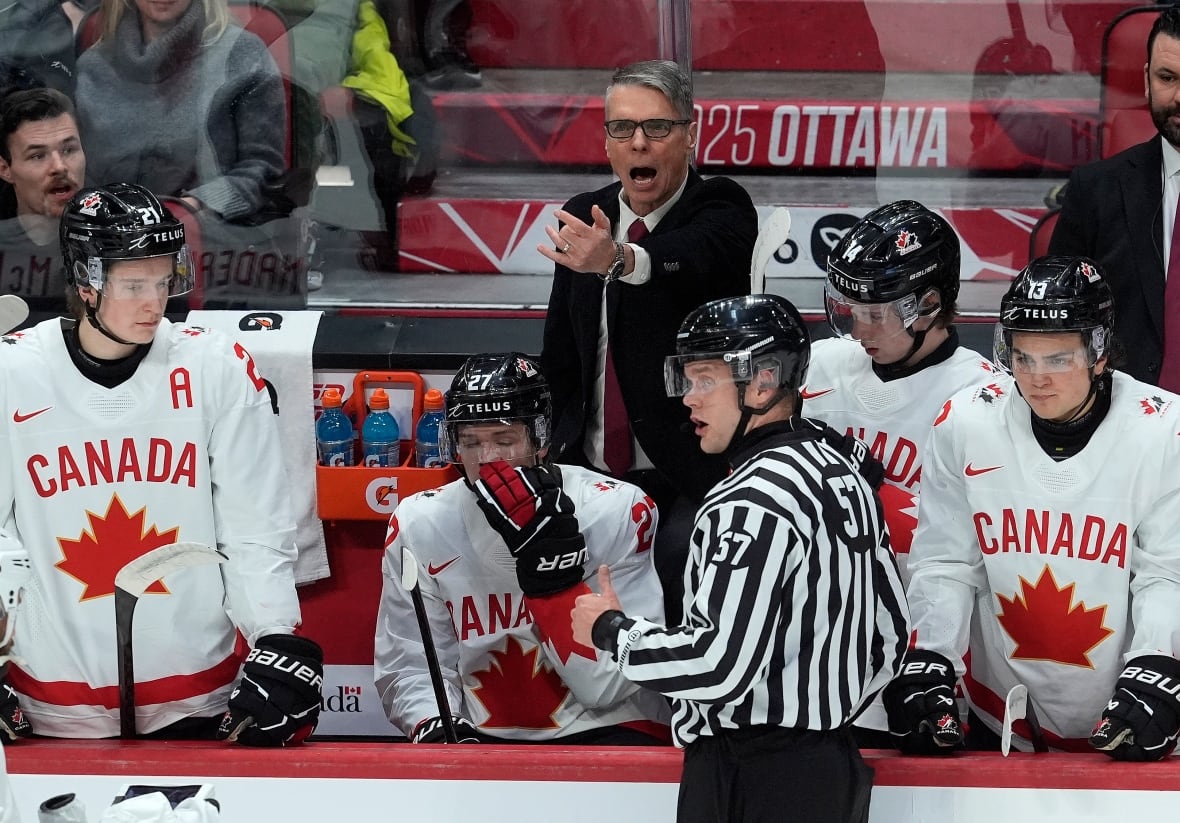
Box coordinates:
[561,242,571,253]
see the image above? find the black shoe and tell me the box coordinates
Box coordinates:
[422,49,481,90]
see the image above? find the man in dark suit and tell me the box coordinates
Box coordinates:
[1049,8,1180,387]
[538,60,756,620]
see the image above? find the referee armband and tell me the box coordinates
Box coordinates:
[591,610,636,658]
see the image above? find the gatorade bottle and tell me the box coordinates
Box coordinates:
[315,387,354,466]
[362,388,401,467]
[415,388,447,468]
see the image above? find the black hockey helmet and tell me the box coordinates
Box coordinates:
[995,255,1115,370]
[442,352,552,463]
[826,200,961,305]
[60,183,193,296]
[666,293,810,397]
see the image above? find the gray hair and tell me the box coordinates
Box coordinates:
[607,60,693,120]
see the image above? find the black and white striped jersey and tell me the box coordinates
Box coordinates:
[606,420,910,747]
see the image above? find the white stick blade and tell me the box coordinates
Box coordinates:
[114,542,225,598]
[750,207,792,294]
[1001,684,1028,756]
[401,546,420,591]
[0,295,29,336]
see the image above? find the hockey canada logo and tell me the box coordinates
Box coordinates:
[1079,261,1100,282]
[895,230,922,256]
[516,358,537,377]
[79,192,102,216]
[321,685,363,714]
[1140,395,1172,416]
[975,383,1005,404]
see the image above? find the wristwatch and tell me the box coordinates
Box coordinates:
[602,242,627,282]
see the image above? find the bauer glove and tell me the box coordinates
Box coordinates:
[217,634,322,747]
[469,461,587,596]
[1090,654,1180,761]
[882,649,963,755]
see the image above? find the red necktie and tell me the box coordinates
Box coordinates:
[601,219,648,476]
[1160,200,1180,391]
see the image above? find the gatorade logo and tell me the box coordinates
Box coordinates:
[239,312,283,331]
[366,476,399,515]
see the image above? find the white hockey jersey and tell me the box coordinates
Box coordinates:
[803,336,997,499]
[374,465,670,741]
[908,372,1180,751]
[0,319,300,737]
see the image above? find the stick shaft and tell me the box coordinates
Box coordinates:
[408,586,458,743]
[114,589,138,739]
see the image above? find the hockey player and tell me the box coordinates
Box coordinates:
[815,200,995,501]
[886,256,1180,760]
[813,200,995,746]
[374,353,669,744]
[572,294,908,823]
[0,183,322,743]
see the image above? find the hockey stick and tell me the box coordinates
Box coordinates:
[400,546,458,744]
[1000,683,1049,755]
[0,295,29,336]
[114,542,226,739]
[750,207,792,294]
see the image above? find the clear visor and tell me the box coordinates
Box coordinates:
[440,418,541,466]
[664,351,751,397]
[824,280,919,341]
[85,247,195,300]
[993,324,1100,374]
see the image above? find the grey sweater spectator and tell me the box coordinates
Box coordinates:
[75,0,284,221]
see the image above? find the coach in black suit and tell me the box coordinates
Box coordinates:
[1048,9,1180,387]
[539,60,756,618]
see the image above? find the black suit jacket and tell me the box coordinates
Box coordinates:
[541,169,757,502]
[1048,137,1165,384]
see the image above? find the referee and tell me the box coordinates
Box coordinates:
[572,294,909,823]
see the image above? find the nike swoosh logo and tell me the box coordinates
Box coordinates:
[800,388,835,400]
[964,463,1003,477]
[12,406,52,423]
[427,556,461,576]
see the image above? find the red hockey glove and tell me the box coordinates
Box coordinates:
[411,715,481,743]
[469,461,587,596]
[217,634,322,747]
[1090,655,1180,761]
[882,650,962,755]
[0,680,31,742]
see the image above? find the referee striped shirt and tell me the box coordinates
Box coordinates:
[609,421,910,747]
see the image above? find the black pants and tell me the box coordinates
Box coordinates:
[677,726,873,823]
[624,469,698,626]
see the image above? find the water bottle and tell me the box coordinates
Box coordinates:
[316,387,355,467]
[415,388,447,468]
[362,388,401,467]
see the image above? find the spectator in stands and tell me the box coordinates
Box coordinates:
[74,0,285,223]
[539,59,756,623]
[807,200,996,747]
[375,353,669,745]
[0,182,323,743]
[0,0,75,95]
[0,85,83,305]
[885,256,1180,759]
[1049,7,1180,389]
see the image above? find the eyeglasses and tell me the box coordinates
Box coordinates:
[604,119,693,140]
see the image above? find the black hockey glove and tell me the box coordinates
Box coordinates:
[882,649,963,755]
[469,461,587,597]
[216,634,323,747]
[803,419,886,490]
[0,680,31,742]
[1089,654,1180,761]
[411,715,481,743]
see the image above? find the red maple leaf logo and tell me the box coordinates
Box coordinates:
[996,566,1113,667]
[469,636,568,730]
[55,495,180,600]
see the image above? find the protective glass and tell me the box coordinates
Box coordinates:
[664,351,749,397]
[604,118,693,139]
[441,419,541,466]
[824,280,918,341]
[86,247,195,299]
[993,324,1100,374]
